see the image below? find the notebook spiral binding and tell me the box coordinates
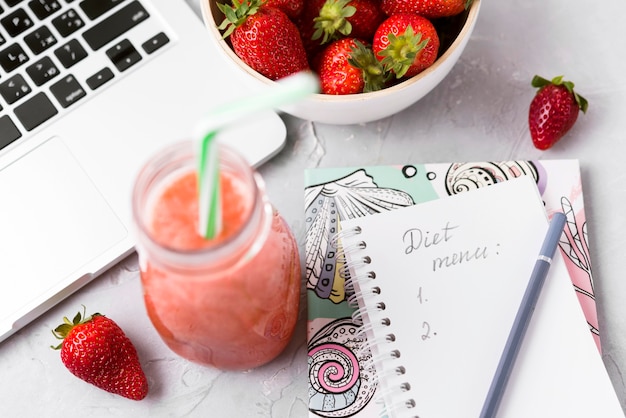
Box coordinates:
[336,225,418,418]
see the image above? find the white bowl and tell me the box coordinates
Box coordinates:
[201,0,482,125]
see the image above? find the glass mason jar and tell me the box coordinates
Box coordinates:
[132,141,300,371]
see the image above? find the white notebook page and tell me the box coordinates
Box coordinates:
[340,176,622,418]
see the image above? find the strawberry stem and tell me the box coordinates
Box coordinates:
[347,40,390,92]
[217,0,264,39]
[531,74,588,114]
[51,305,100,350]
[313,0,357,44]
[377,25,428,79]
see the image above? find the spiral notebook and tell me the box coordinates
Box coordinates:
[304,160,605,418]
[337,176,621,417]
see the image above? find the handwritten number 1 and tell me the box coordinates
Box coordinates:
[418,288,433,340]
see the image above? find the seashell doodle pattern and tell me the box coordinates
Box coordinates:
[444,161,541,195]
[308,318,377,417]
[305,170,414,304]
[305,160,600,417]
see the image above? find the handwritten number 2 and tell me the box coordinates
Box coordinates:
[418,289,433,340]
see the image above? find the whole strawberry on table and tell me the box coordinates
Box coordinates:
[51,307,149,400]
[528,75,588,150]
[216,0,474,95]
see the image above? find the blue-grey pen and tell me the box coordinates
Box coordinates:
[479,212,567,418]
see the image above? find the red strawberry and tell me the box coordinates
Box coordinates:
[264,0,304,19]
[313,0,385,44]
[381,0,473,19]
[52,308,148,400]
[296,0,335,61]
[218,0,310,81]
[372,14,440,79]
[528,75,588,150]
[318,38,388,94]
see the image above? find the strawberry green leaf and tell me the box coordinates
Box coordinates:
[532,74,588,113]
[531,75,552,89]
[217,0,263,39]
[347,40,390,92]
[50,306,100,349]
[378,25,428,79]
[313,0,357,44]
[575,92,589,113]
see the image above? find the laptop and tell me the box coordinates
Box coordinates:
[0,0,288,342]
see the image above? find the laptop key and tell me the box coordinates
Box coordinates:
[142,32,169,54]
[0,43,29,72]
[24,25,58,54]
[50,74,85,108]
[82,1,149,51]
[1,8,34,37]
[26,56,59,86]
[0,115,22,150]
[79,0,126,20]
[28,0,62,20]
[5,0,26,7]
[0,74,32,104]
[86,67,114,90]
[106,39,141,72]
[14,91,57,131]
[54,38,87,68]
[51,8,84,37]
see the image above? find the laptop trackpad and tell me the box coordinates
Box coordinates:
[0,137,127,322]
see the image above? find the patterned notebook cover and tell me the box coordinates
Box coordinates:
[304,160,598,418]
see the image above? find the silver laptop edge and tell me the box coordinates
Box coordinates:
[0,0,287,341]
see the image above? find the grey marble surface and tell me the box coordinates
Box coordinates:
[3,0,626,417]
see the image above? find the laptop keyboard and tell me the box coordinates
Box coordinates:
[0,0,171,150]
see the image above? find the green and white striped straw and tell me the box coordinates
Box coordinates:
[195,71,319,239]
[197,130,221,239]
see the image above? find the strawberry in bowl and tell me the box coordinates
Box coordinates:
[203,0,482,124]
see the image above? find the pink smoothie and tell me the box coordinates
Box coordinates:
[141,170,300,370]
